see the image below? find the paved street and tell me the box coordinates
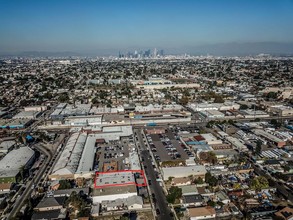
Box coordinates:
[134,128,173,220]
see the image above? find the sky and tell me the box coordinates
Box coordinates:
[0,0,293,55]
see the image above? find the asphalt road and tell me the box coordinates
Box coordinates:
[134,129,173,220]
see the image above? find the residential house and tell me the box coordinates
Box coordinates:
[188,206,216,220]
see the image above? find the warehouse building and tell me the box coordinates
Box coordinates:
[162,165,206,181]
[253,129,286,147]
[49,132,88,180]
[92,184,138,204]
[201,133,223,145]
[50,104,91,120]
[188,102,239,112]
[0,147,35,183]
[240,110,269,118]
[269,105,293,117]
[0,140,16,155]
[24,106,47,112]
[64,115,102,126]
[199,110,225,119]
[13,110,41,119]
[49,126,134,180]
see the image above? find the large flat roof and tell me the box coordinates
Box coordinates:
[253,129,283,143]
[95,171,135,188]
[52,132,87,175]
[76,134,97,174]
[93,184,137,196]
[13,111,39,119]
[0,147,34,177]
[162,165,206,181]
[51,126,134,177]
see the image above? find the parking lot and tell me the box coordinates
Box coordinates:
[145,129,189,162]
[95,138,131,172]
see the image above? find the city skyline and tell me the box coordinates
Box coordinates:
[1,0,293,56]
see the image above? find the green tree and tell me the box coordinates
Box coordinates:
[240,104,248,110]
[58,93,69,102]
[250,176,269,191]
[270,119,282,128]
[205,172,218,187]
[228,119,234,125]
[59,180,71,189]
[166,186,182,204]
[207,200,217,207]
[283,165,290,172]
[199,151,218,165]
[66,191,87,216]
[179,96,189,105]
[266,92,278,100]
[193,177,204,184]
[214,95,224,103]
[255,140,262,155]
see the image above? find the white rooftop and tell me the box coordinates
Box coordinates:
[0,147,34,176]
[0,140,16,150]
[52,132,87,175]
[162,165,206,181]
[96,171,135,187]
[13,110,39,119]
[76,134,97,174]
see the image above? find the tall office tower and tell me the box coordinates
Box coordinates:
[159,49,164,56]
[144,49,151,57]
[153,48,157,58]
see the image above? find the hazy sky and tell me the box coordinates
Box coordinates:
[1,0,293,55]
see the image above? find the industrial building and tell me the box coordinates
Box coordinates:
[100,195,143,211]
[199,110,225,119]
[240,110,270,118]
[50,133,95,179]
[162,165,206,181]
[93,169,145,205]
[253,129,286,147]
[1,118,32,129]
[0,140,16,155]
[188,102,240,112]
[226,136,248,152]
[269,105,293,117]
[94,171,136,188]
[49,126,134,180]
[13,110,41,119]
[24,105,47,112]
[0,147,35,183]
[64,115,102,126]
[50,104,92,120]
[135,83,200,90]
[92,184,138,204]
[200,133,223,145]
